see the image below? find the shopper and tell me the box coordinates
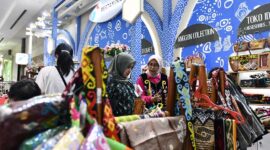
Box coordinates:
[36,43,74,94]
[8,79,41,101]
[107,53,136,116]
[136,55,168,109]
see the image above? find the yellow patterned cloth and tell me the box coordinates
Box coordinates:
[53,127,84,150]
[81,46,120,141]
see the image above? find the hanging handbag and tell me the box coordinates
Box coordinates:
[249,32,266,50]
[233,41,249,52]
[229,54,258,71]
[133,97,145,115]
[258,52,270,70]
[184,53,204,69]
[192,108,215,150]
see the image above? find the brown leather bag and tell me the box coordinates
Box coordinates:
[249,39,266,50]
[233,41,249,52]
[133,98,145,114]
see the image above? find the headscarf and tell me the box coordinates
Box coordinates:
[108,53,136,81]
[147,54,163,74]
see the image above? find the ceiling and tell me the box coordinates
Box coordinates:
[0,0,55,54]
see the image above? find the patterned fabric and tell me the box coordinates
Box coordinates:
[35,130,67,150]
[53,127,84,150]
[192,109,215,150]
[115,111,168,123]
[20,126,65,150]
[140,73,168,109]
[115,115,141,123]
[81,46,120,141]
[172,61,196,150]
[225,119,233,150]
[214,119,226,150]
[119,116,186,149]
[103,99,120,141]
[81,46,100,117]
[107,79,136,116]
[80,123,110,150]
[0,94,68,150]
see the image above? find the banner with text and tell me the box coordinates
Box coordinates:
[175,24,219,48]
[238,3,270,36]
[141,39,154,55]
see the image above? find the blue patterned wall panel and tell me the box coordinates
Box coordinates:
[145,0,188,67]
[181,0,270,72]
[89,13,153,82]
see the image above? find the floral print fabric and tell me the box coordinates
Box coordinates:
[107,79,136,116]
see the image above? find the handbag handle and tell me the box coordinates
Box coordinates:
[190,65,245,124]
[62,68,83,101]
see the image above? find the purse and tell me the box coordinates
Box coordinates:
[249,39,266,50]
[249,33,266,50]
[192,108,215,150]
[233,41,249,52]
[229,54,258,71]
[184,53,204,69]
[133,97,145,114]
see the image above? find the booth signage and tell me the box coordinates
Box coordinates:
[238,3,270,36]
[15,53,29,65]
[141,39,154,55]
[174,24,219,48]
[89,0,124,23]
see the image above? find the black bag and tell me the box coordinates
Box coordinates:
[240,79,256,87]
[227,77,265,149]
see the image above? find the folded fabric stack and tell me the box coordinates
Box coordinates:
[255,108,270,129]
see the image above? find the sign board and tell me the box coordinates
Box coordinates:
[89,0,124,23]
[15,53,29,65]
[141,39,154,55]
[238,3,270,36]
[174,24,219,48]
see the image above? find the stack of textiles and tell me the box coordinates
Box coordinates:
[255,107,270,130]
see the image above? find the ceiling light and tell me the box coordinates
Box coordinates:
[37,17,45,21]
[42,11,50,17]
[30,23,37,29]
[26,32,33,36]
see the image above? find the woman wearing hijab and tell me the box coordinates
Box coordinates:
[107,53,136,116]
[136,55,168,109]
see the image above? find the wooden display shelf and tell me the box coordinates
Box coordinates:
[241,87,270,89]
[249,103,270,110]
[228,70,270,74]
